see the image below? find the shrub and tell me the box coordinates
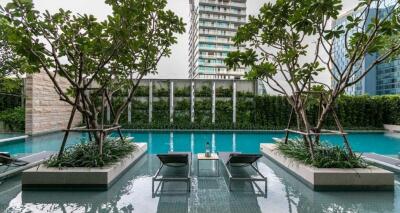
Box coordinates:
[0,107,25,131]
[276,138,367,168]
[46,138,137,168]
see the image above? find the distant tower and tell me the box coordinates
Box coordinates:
[332,0,400,95]
[188,0,248,80]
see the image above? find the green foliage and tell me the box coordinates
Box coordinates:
[154,88,169,97]
[153,99,169,110]
[0,106,24,131]
[0,78,23,112]
[216,87,232,97]
[109,82,400,130]
[276,138,367,168]
[119,93,400,130]
[175,99,190,110]
[131,100,148,110]
[237,91,254,98]
[174,86,190,97]
[0,77,22,93]
[0,0,185,132]
[46,138,137,168]
[135,86,149,97]
[225,0,400,136]
[195,86,212,97]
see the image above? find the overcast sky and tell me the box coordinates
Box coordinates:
[0,0,360,82]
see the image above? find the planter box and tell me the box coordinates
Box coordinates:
[261,144,394,191]
[21,143,147,191]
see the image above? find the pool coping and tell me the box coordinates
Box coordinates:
[0,135,29,144]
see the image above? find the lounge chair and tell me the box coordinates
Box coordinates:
[219,152,267,193]
[152,153,191,196]
[0,152,28,167]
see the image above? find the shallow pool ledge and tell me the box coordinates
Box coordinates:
[21,143,147,191]
[260,144,394,191]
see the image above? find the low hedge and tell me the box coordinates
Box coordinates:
[116,95,400,130]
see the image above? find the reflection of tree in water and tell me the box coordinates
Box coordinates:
[267,160,395,213]
[4,156,151,212]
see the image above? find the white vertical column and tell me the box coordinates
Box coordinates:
[149,81,153,123]
[127,97,131,124]
[190,81,195,123]
[233,81,237,124]
[212,81,216,124]
[170,81,174,123]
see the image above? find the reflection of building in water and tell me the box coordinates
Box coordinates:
[169,132,174,152]
[232,132,236,152]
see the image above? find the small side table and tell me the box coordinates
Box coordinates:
[197,153,219,177]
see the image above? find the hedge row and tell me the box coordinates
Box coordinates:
[110,95,400,130]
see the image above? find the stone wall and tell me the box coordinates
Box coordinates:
[25,72,82,135]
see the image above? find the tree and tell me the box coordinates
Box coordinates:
[0,0,185,153]
[226,0,400,157]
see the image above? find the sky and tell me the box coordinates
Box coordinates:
[0,0,360,82]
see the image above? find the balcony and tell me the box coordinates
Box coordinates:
[198,14,246,23]
[199,0,246,9]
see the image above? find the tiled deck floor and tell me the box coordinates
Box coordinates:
[0,155,399,213]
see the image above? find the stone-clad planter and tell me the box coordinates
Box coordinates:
[22,143,147,191]
[261,144,394,191]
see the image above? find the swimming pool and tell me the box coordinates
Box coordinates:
[1,131,400,156]
[1,131,400,213]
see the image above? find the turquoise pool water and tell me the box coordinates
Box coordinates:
[1,131,400,156]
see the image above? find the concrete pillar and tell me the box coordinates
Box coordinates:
[233,81,237,124]
[149,81,153,123]
[212,81,216,124]
[190,81,195,123]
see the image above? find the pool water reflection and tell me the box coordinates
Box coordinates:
[0,155,399,213]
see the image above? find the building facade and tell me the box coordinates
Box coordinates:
[332,1,400,95]
[188,0,248,80]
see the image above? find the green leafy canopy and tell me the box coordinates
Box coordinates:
[0,0,185,131]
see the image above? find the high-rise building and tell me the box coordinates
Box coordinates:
[188,0,248,79]
[332,1,400,95]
